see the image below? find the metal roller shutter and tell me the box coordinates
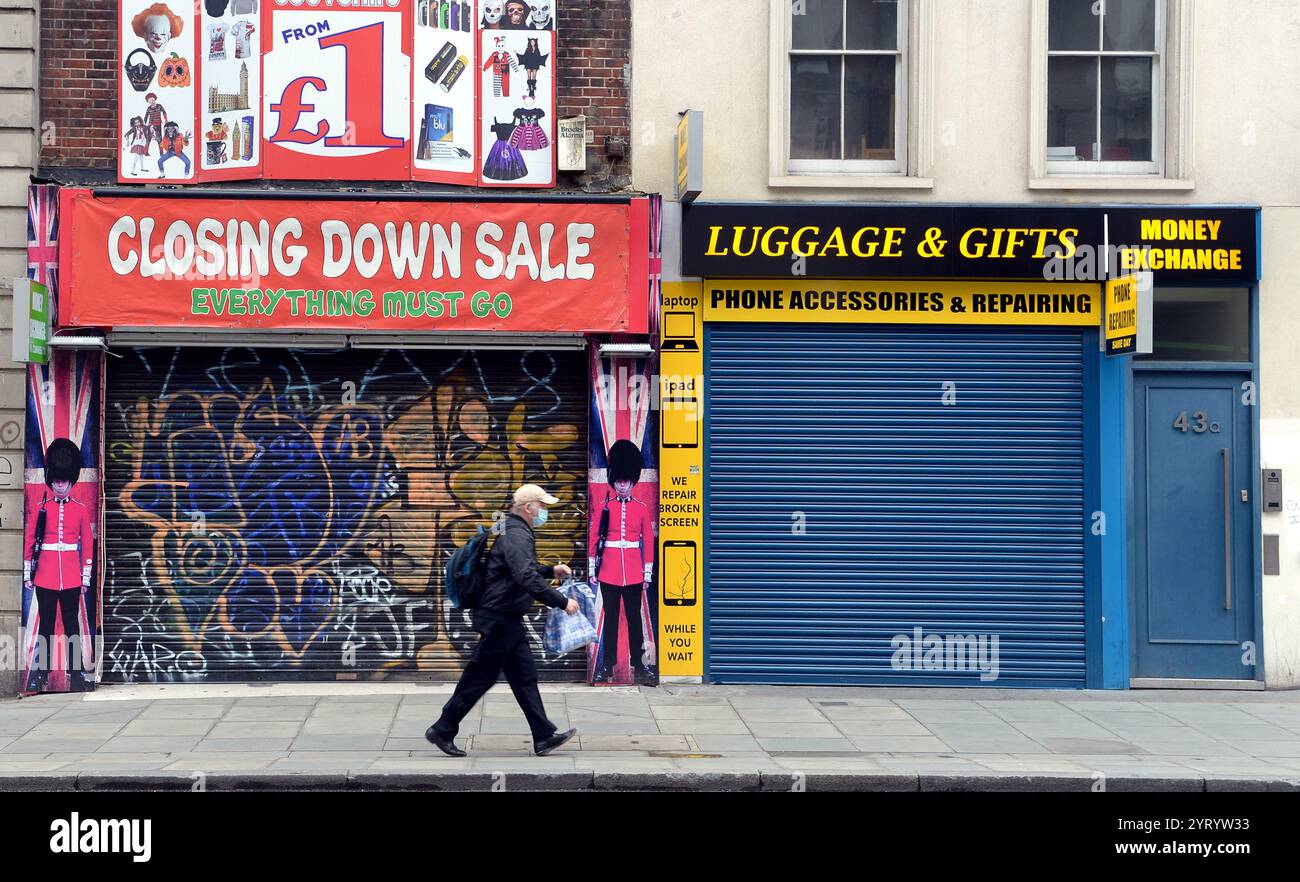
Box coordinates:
[707,325,1088,687]
[102,346,588,683]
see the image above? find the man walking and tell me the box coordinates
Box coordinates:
[426,484,579,757]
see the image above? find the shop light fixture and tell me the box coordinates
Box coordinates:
[108,331,349,349]
[347,334,587,351]
[48,334,108,350]
[597,343,654,356]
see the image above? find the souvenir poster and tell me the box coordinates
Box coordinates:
[117,1,560,186]
[478,0,556,188]
[412,1,477,184]
[119,0,198,182]
[199,0,262,178]
[262,0,411,180]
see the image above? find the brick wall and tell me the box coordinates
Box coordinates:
[40,0,117,169]
[38,0,633,191]
[556,0,632,191]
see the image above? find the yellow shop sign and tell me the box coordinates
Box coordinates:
[703,280,1101,326]
[1104,275,1140,356]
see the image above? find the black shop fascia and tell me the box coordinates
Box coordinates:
[681,202,1259,288]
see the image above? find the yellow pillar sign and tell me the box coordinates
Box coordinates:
[1104,275,1140,355]
[658,281,705,677]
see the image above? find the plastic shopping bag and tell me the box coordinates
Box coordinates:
[543,579,598,654]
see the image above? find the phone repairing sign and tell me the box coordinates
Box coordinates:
[659,281,705,677]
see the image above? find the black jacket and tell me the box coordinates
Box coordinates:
[478,513,568,617]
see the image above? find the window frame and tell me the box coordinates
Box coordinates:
[1045,0,1165,176]
[786,0,908,174]
[769,0,934,187]
[1030,0,1195,189]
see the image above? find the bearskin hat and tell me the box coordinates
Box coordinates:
[44,438,83,486]
[607,439,644,486]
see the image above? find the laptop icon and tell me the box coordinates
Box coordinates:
[661,311,699,351]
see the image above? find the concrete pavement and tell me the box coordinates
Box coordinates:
[2,683,1299,790]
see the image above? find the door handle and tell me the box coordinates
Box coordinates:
[1222,448,1232,611]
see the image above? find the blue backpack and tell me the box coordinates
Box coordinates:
[446,525,493,609]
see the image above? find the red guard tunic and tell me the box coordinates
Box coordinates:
[594,496,655,588]
[23,496,94,591]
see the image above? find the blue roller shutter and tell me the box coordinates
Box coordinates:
[706,324,1088,687]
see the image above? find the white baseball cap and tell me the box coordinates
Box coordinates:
[513,484,560,506]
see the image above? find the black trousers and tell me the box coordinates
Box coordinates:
[434,611,557,742]
[600,582,645,672]
[34,587,83,672]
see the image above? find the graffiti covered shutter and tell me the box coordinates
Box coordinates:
[101,347,589,683]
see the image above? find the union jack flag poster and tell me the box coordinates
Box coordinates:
[21,184,104,694]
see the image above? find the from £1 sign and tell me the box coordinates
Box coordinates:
[264,1,412,180]
[1104,275,1140,356]
[118,0,559,185]
[10,279,50,365]
[657,281,704,677]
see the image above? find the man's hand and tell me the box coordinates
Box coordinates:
[565,599,579,615]
[553,564,572,580]
[23,580,32,592]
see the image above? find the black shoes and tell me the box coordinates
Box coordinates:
[425,725,467,757]
[534,728,577,756]
[425,723,578,757]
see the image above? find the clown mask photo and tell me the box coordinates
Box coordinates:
[131,2,184,53]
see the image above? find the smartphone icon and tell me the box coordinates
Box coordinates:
[661,396,699,449]
[662,540,697,606]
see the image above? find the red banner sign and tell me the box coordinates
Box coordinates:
[60,191,646,333]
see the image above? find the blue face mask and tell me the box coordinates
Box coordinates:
[532,508,548,529]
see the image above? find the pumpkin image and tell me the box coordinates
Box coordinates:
[158,53,190,87]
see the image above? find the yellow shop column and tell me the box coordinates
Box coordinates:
[658,281,705,679]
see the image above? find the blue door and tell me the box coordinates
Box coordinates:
[1132,371,1256,680]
